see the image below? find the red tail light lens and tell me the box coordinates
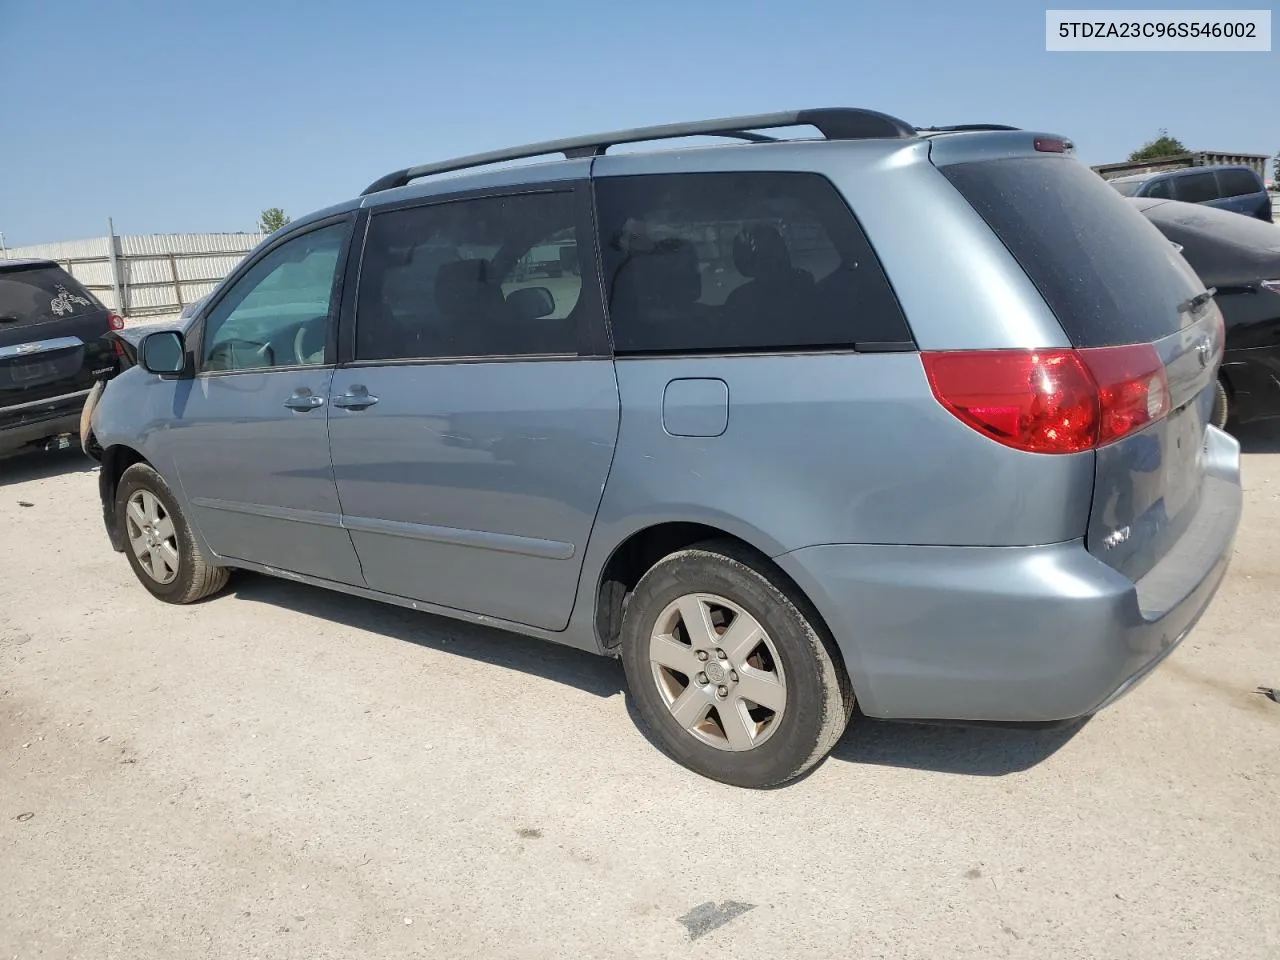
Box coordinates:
[922,345,1169,454]
[107,312,125,331]
[1077,343,1168,445]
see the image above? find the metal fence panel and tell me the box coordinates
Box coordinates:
[1,232,265,319]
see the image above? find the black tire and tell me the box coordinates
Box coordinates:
[116,462,229,604]
[620,539,854,788]
[1211,377,1230,431]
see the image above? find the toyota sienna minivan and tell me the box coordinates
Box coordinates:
[83,109,1242,787]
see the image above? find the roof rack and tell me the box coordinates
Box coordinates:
[916,124,1022,133]
[361,107,918,196]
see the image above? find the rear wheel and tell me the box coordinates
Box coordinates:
[620,540,854,788]
[117,463,229,604]
[1211,377,1230,430]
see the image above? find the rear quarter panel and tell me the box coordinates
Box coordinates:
[591,353,1094,554]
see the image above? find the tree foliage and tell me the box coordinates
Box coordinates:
[258,207,292,233]
[1128,130,1190,162]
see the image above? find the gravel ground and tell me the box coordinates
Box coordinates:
[2,431,1278,959]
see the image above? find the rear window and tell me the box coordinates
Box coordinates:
[942,157,1202,347]
[0,266,102,325]
[1215,168,1262,198]
[594,172,911,354]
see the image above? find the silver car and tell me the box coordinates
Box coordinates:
[83,109,1242,787]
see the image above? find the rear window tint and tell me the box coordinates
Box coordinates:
[941,157,1203,347]
[594,172,911,354]
[1216,168,1262,198]
[0,266,101,325]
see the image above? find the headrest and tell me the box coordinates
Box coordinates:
[613,237,702,312]
[434,259,498,316]
[733,224,792,278]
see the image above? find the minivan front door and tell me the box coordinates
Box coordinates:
[167,219,364,585]
[327,186,618,631]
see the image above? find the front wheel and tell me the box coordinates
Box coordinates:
[620,541,854,788]
[116,463,229,604]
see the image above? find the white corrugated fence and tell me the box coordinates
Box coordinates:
[1,230,266,323]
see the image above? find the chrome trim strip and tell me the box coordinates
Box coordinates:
[0,335,84,359]
[2,387,91,413]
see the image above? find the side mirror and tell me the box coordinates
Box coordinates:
[507,286,556,320]
[140,330,187,375]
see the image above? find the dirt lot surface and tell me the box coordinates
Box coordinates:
[2,430,1278,959]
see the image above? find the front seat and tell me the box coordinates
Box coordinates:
[433,259,512,356]
[723,224,814,332]
[608,237,710,350]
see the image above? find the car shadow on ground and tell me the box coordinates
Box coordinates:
[227,574,625,699]
[0,446,95,488]
[1232,421,1280,454]
[232,572,1086,780]
[825,713,1088,777]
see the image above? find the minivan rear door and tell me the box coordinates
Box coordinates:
[939,154,1219,583]
[0,263,116,420]
[1205,168,1271,220]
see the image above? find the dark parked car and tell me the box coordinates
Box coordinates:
[1131,197,1280,428]
[1109,165,1273,221]
[0,259,122,459]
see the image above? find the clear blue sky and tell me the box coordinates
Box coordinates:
[1,0,1275,246]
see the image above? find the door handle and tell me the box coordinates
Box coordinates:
[284,393,325,411]
[332,386,379,410]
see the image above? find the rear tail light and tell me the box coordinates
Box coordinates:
[922,344,1169,454]
[107,312,125,331]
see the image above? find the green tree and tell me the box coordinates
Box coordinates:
[1128,130,1190,162]
[258,207,291,233]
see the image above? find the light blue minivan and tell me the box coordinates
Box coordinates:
[83,109,1242,787]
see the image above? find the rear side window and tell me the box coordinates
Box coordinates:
[356,191,583,361]
[1173,171,1220,204]
[942,157,1202,347]
[0,266,101,325]
[594,172,910,354]
[1216,168,1262,198]
[1144,178,1173,199]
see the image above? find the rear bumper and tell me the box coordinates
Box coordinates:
[0,392,88,457]
[775,427,1242,722]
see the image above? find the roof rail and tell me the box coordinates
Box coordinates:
[361,107,918,196]
[916,124,1022,133]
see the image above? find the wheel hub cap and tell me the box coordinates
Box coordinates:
[125,490,180,586]
[648,593,788,752]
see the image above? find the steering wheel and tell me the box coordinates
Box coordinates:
[293,316,326,366]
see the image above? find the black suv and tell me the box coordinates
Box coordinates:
[0,259,121,459]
